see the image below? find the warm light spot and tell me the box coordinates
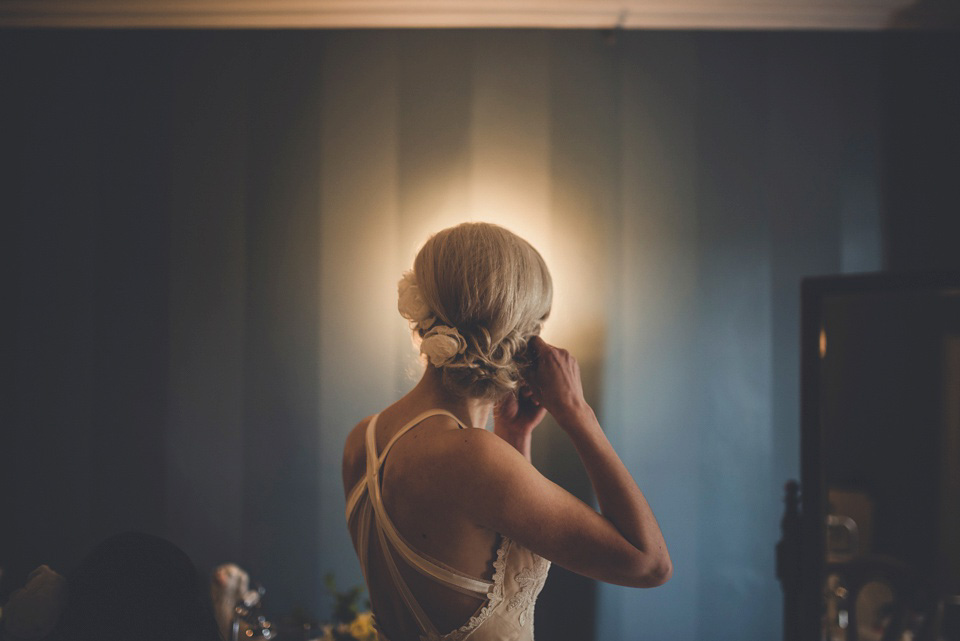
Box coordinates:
[404,213,571,342]
[402,174,592,346]
[819,326,827,359]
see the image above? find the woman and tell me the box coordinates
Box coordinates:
[343,223,671,641]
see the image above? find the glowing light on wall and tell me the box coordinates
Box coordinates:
[397,170,595,352]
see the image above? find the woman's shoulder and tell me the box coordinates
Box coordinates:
[394,424,528,501]
[341,411,478,488]
[383,413,487,472]
[342,410,524,499]
[394,417,509,457]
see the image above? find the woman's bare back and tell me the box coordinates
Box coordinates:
[342,407,504,637]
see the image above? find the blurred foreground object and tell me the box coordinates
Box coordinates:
[211,564,261,641]
[57,532,220,641]
[1,565,66,640]
[210,563,274,641]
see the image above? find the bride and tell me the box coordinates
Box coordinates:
[342,223,671,641]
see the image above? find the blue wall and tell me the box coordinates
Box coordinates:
[595,32,883,640]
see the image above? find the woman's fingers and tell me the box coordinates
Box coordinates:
[519,383,541,407]
[528,335,552,362]
[524,337,580,415]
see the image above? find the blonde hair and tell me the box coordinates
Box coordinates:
[400,223,553,400]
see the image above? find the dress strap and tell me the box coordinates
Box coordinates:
[364,412,495,598]
[374,509,440,638]
[355,499,373,587]
[345,475,367,521]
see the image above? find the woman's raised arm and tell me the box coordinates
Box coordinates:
[442,337,672,588]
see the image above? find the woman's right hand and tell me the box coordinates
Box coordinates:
[526,336,591,426]
[445,334,672,588]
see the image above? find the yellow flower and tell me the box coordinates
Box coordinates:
[349,611,376,640]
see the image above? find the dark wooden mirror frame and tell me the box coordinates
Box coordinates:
[784,271,960,641]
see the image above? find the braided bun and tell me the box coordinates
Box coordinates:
[398,223,552,400]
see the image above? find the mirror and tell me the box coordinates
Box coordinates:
[797,273,960,641]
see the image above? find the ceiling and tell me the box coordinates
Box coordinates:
[0,0,956,29]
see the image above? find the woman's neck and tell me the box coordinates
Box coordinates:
[408,366,493,429]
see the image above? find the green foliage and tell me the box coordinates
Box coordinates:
[324,573,366,625]
[287,604,319,627]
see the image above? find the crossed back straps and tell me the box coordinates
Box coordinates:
[345,410,494,637]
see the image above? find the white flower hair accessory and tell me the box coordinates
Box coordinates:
[397,270,436,330]
[420,324,467,367]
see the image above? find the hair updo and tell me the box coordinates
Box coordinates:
[398,223,553,400]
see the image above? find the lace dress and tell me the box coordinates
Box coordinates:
[345,410,551,641]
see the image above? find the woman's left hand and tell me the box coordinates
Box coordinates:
[493,385,546,460]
